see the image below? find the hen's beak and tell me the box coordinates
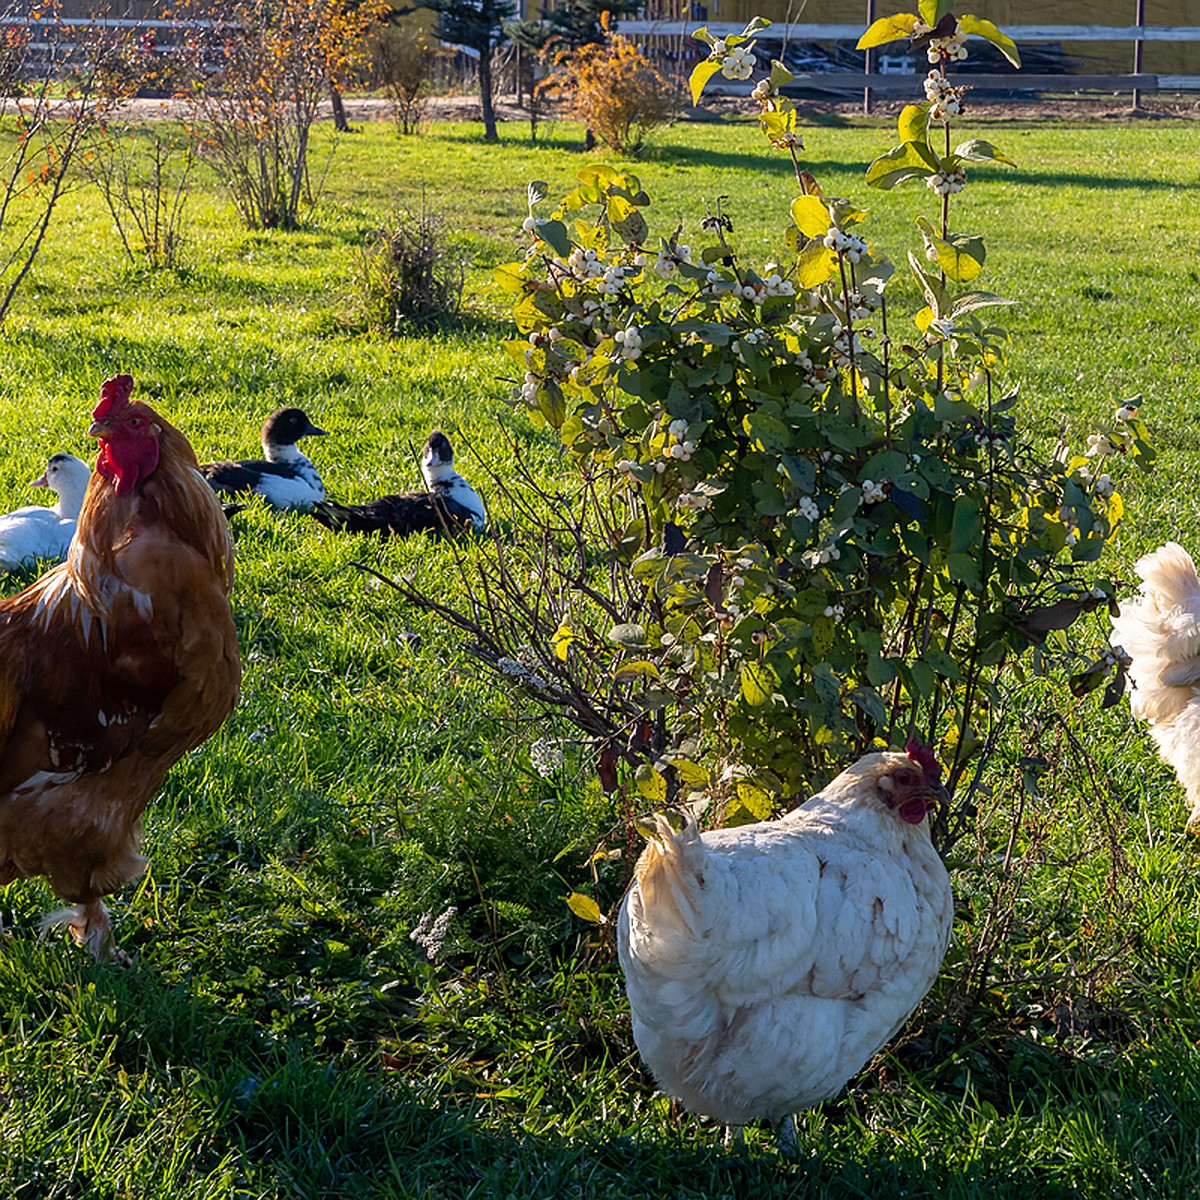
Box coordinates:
[88,420,111,439]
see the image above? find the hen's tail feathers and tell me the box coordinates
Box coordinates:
[633,814,707,941]
[1112,542,1200,721]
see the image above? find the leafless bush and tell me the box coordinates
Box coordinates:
[169,0,386,230]
[0,3,142,321]
[356,202,466,331]
[370,22,445,135]
[83,127,194,269]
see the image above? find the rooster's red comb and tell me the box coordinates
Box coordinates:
[904,740,942,781]
[93,374,134,423]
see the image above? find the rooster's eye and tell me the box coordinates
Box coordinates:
[127,418,142,429]
[894,769,917,786]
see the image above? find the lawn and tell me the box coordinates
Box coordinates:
[0,106,1199,1198]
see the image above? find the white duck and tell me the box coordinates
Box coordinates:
[0,452,91,570]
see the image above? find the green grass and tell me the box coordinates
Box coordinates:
[0,109,1199,1198]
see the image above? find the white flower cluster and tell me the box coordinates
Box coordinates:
[823,603,845,619]
[926,168,967,196]
[566,246,606,280]
[654,243,692,278]
[733,328,765,361]
[846,289,876,321]
[823,226,867,263]
[751,78,775,101]
[805,542,842,567]
[923,70,965,120]
[832,323,864,367]
[529,738,564,777]
[665,417,697,462]
[860,478,889,504]
[721,44,756,80]
[1086,433,1117,457]
[771,130,804,151]
[735,272,796,305]
[974,432,1007,450]
[913,18,968,62]
[615,325,643,360]
[616,457,638,475]
[410,906,457,961]
[521,215,546,235]
[1114,403,1138,422]
[796,495,819,521]
[520,371,540,403]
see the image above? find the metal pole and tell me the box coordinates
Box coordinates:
[863,0,875,114]
[1132,0,1145,108]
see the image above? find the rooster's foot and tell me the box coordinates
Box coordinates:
[41,901,132,967]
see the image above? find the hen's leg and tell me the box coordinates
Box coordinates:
[41,901,132,967]
[776,1114,799,1159]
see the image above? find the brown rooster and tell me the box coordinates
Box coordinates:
[0,375,241,961]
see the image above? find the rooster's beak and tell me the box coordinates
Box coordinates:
[88,420,111,439]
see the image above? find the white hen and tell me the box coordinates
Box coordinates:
[618,747,953,1147]
[0,453,90,570]
[1110,541,1200,825]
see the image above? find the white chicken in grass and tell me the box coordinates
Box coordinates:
[618,746,953,1152]
[1109,541,1200,825]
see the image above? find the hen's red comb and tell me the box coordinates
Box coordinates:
[905,740,942,781]
[93,374,134,422]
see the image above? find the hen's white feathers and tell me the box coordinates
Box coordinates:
[618,752,952,1127]
[1110,541,1200,823]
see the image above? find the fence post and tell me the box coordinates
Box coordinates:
[863,0,875,114]
[1132,0,1145,108]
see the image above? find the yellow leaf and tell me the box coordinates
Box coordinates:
[790,194,830,239]
[552,618,575,662]
[566,892,605,923]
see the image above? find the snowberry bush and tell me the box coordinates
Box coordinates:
[428,2,1153,834]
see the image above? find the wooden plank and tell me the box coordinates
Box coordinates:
[777,72,1158,97]
[622,21,1200,42]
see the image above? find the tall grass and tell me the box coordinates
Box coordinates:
[0,112,1197,1198]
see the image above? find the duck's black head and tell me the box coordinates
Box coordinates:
[263,407,328,448]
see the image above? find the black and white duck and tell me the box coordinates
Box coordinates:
[201,407,328,511]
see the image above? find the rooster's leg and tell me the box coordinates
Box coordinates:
[722,1125,745,1151]
[41,901,132,967]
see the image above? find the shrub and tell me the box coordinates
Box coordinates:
[547,32,677,155]
[170,0,387,230]
[400,11,1151,840]
[356,203,466,332]
[83,127,195,269]
[370,22,444,135]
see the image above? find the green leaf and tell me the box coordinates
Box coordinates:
[916,218,986,284]
[959,14,1022,68]
[566,892,604,923]
[769,59,794,87]
[857,13,919,49]
[898,102,931,147]
[671,758,710,787]
[908,251,951,319]
[537,380,566,427]
[741,660,776,706]
[689,59,723,106]
[690,25,715,47]
[741,15,772,36]
[744,410,792,452]
[613,660,662,682]
[866,141,939,190]
[918,0,955,26]
[535,219,571,258]
[950,496,984,554]
[923,646,962,679]
[953,138,1017,167]
[850,686,888,728]
[951,290,1017,317]
[634,764,668,802]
